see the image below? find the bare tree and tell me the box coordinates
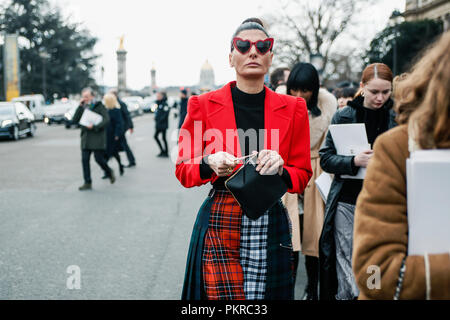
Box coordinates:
[264,0,373,85]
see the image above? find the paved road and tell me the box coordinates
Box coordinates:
[0,113,306,299]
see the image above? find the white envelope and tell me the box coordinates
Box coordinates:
[407,150,450,255]
[329,124,371,179]
[315,172,333,203]
[329,124,368,155]
[79,109,103,127]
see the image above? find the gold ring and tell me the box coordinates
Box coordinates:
[227,168,233,173]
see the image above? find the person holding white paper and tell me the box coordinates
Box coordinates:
[318,63,397,300]
[353,31,450,300]
[72,88,115,190]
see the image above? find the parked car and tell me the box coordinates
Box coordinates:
[142,96,178,114]
[0,102,36,140]
[12,94,46,121]
[122,96,144,117]
[63,104,81,129]
[44,100,77,125]
[142,96,157,113]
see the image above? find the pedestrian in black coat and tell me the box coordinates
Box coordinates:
[318,63,397,300]
[178,89,189,129]
[110,89,137,167]
[104,93,125,176]
[154,91,170,158]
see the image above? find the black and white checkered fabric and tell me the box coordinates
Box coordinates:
[240,210,269,300]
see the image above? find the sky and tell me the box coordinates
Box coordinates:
[9,0,406,90]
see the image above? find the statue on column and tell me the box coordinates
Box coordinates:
[118,35,125,51]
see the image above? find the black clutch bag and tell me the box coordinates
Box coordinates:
[225,154,288,220]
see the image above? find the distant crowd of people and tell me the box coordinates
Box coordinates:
[71,86,196,190]
[72,88,136,191]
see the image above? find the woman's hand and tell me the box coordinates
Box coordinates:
[354,150,374,168]
[206,152,238,177]
[256,150,284,176]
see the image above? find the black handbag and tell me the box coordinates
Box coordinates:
[225,154,288,220]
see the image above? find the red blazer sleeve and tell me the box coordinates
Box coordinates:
[283,98,312,194]
[175,96,213,188]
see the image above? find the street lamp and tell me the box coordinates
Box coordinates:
[101,66,105,95]
[389,10,403,76]
[39,49,50,101]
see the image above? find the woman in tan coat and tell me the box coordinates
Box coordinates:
[353,31,450,300]
[283,62,337,299]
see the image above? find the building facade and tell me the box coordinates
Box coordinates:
[403,0,450,30]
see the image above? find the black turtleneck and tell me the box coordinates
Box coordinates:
[232,86,266,156]
[200,86,292,189]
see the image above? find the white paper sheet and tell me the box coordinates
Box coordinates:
[79,109,103,127]
[329,124,371,179]
[315,172,333,203]
[407,150,450,255]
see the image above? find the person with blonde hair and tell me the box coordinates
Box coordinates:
[353,31,450,299]
[109,89,136,168]
[103,93,125,176]
[392,72,409,96]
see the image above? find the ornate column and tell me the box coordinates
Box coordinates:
[117,36,127,97]
[151,63,157,93]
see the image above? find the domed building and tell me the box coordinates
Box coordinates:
[199,60,215,92]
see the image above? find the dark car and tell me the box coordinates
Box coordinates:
[44,100,76,125]
[0,102,36,140]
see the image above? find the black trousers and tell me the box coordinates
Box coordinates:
[154,129,168,154]
[294,213,319,295]
[120,135,136,165]
[82,149,112,184]
[106,150,123,169]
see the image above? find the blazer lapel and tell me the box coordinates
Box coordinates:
[264,88,290,151]
[205,83,291,156]
[206,83,242,157]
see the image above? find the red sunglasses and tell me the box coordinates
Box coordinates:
[232,37,274,55]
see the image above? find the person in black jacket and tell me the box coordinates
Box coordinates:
[103,93,125,176]
[110,89,137,168]
[154,91,170,158]
[318,63,397,300]
[178,89,188,129]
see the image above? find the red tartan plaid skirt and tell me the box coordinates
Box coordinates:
[202,190,246,300]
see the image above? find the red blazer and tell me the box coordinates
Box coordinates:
[175,81,312,194]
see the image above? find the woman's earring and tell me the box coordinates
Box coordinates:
[361,91,365,97]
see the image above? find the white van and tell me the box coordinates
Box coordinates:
[12,94,46,121]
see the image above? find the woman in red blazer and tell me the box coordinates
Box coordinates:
[176,18,312,300]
